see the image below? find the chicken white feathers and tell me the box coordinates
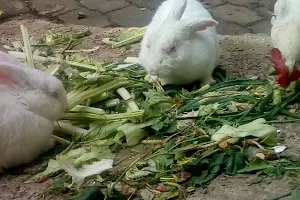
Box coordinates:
[271,0,300,74]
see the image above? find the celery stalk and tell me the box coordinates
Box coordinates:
[70,105,106,115]
[63,110,144,121]
[20,25,34,68]
[54,121,88,135]
[66,60,99,71]
[67,78,129,110]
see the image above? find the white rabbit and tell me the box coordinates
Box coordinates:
[0,51,68,169]
[139,0,220,85]
[271,0,300,76]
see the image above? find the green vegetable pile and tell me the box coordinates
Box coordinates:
[5,25,300,200]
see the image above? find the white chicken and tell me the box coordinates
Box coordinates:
[271,0,300,81]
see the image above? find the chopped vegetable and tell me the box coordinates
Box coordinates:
[76,11,87,19]
[8,25,300,200]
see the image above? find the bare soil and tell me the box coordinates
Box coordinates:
[0,18,299,200]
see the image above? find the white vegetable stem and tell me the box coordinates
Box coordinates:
[20,25,34,68]
[105,98,121,108]
[54,121,88,135]
[117,87,139,112]
[8,51,57,63]
[70,105,106,115]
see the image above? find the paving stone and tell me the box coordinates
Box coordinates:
[255,6,273,17]
[80,0,129,13]
[128,0,164,10]
[30,0,80,15]
[200,0,225,8]
[210,4,263,25]
[265,0,276,11]
[214,18,250,35]
[0,0,29,19]
[108,6,154,27]
[248,19,271,35]
[58,9,113,27]
[226,0,262,7]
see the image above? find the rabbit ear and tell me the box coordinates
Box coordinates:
[185,18,218,33]
[0,64,13,82]
[166,0,187,21]
[0,51,23,66]
[0,62,28,85]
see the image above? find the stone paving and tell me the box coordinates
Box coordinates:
[1,0,276,35]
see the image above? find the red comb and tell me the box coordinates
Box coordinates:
[266,48,289,88]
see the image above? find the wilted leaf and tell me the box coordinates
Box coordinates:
[211,118,278,146]
[57,158,114,185]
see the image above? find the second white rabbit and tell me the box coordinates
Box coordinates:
[139,0,220,85]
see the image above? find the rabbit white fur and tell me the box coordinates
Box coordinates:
[0,51,68,169]
[139,0,220,85]
[271,0,300,75]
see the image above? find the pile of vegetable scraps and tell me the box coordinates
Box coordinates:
[4,25,300,200]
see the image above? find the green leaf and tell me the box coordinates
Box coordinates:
[51,179,65,193]
[209,164,221,175]
[117,120,155,146]
[200,148,220,160]
[84,121,124,142]
[70,186,105,200]
[211,152,227,166]
[174,150,184,160]
[191,172,217,186]
[225,151,245,175]
[291,188,300,200]
[263,165,285,178]
[154,155,174,169]
[238,158,274,173]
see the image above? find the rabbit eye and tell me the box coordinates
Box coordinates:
[146,43,150,48]
[163,46,176,54]
[170,46,176,53]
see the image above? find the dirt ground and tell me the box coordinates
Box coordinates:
[0,18,299,200]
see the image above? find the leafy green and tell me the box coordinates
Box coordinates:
[291,188,300,200]
[117,122,149,146]
[238,158,274,173]
[225,151,245,175]
[45,30,91,45]
[70,186,105,200]
[189,150,245,186]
